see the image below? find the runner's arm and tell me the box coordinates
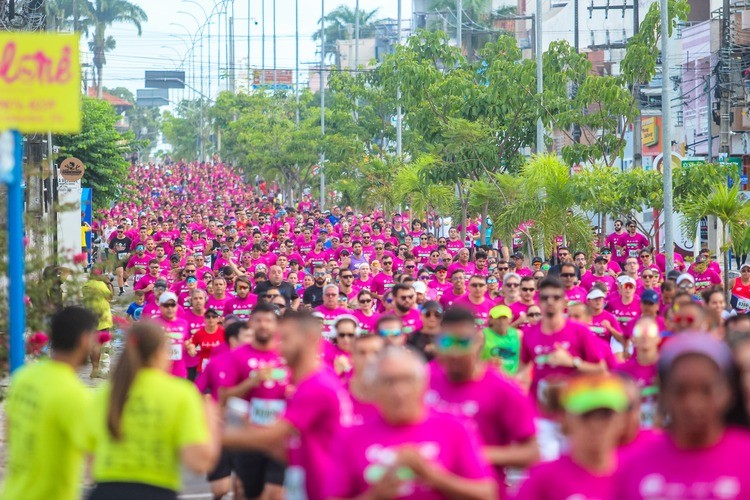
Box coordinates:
[483,437,539,468]
[222,418,295,455]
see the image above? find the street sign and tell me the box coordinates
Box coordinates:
[741,174,748,185]
[0,32,82,133]
[59,157,85,182]
[145,71,185,89]
[137,88,170,107]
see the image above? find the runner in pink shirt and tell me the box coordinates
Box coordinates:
[222,311,353,500]
[222,276,258,320]
[391,283,423,334]
[352,290,379,333]
[325,347,497,499]
[315,284,350,337]
[616,334,750,499]
[614,317,660,428]
[155,292,195,379]
[517,374,629,499]
[581,255,617,293]
[606,275,641,338]
[439,269,467,309]
[448,248,476,278]
[452,275,495,328]
[559,262,587,304]
[425,307,537,494]
[587,288,625,345]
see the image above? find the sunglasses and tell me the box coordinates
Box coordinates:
[378,328,402,337]
[527,312,542,318]
[205,314,219,319]
[521,287,535,292]
[497,267,509,271]
[470,283,486,288]
[314,272,327,277]
[623,283,636,289]
[338,332,356,338]
[560,273,576,278]
[679,283,694,289]
[161,302,177,308]
[236,286,250,291]
[436,334,473,352]
[423,311,443,318]
[673,315,696,325]
[505,282,519,288]
[359,298,372,304]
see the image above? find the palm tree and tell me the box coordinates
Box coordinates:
[313,5,379,67]
[392,155,455,219]
[681,184,750,293]
[79,0,147,98]
[493,154,596,258]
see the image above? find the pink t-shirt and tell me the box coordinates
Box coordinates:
[516,454,617,500]
[325,411,493,500]
[426,363,536,486]
[590,310,623,343]
[453,296,495,329]
[223,294,258,320]
[206,295,231,316]
[520,319,603,403]
[352,310,379,333]
[565,286,588,304]
[195,348,239,400]
[615,357,659,428]
[615,428,750,499]
[397,308,423,335]
[606,297,641,337]
[282,367,353,500]
[314,305,350,336]
[439,288,466,309]
[580,272,617,294]
[156,316,191,378]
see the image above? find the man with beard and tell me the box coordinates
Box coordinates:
[425,307,538,497]
[391,283,423,334]
[223,311,352,500]
[223,276,258,320]
[303,265,327,308]
[224,304,289,500]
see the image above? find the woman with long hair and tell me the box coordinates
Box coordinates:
[87,321,219,500]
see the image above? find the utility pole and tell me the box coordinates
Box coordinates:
[706,74,713,161]
[535,0,544,152]
[273,0,277,88]
[719,0,731,156]
[661,0,674,271]
[247,0,251,91]
[320,0,326,210]
[354,0,360,72]
[261,0,266,85]
[457,0,462,49]
[295,0,300,124]
[632,0,642,168]
[397,0,403,157]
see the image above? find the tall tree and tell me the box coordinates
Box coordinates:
[55,97,136,210]
[79,0,147,98]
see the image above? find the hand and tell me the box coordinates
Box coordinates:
[518,311,527,324]
[546,342,574,368]
[333,355,352,375]
[145,284,155,292]
[367,467,403,500]
[184,339,197,357]
[396,446,430,479]
[601,319,612,330]
[256,365,274,382]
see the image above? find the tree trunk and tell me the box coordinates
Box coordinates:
[481,201,489,247]
[724,225,730,297]
[457,180,467,243]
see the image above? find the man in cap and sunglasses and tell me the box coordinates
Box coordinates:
[425,307,538,497]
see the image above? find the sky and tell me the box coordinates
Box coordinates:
[87,0,414,100]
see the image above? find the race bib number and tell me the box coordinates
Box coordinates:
[117,252,128,260]
[284,466,307,500]
[641,400,657,429]
[737,298,750,311]
[250,398,287,426]
[629,249,638,257]
[169,343,183,361]
[133,274,144,283]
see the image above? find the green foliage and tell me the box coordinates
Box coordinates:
[312,5,380,65]
[105,87,161,159]
[161,99,209,162]
[392,155,455,217]
[55,97,135,210]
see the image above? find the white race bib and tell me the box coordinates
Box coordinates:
[283,465,307,500]
[249,398,286,426]
[133,273,144,283]
[169,343,183,361]
[629,249,638,257]
[737,298,750,311]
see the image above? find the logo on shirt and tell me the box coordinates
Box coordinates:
[639,474,740,499]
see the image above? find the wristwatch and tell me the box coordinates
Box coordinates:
[572,357,582,369]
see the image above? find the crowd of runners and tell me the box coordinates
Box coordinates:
[5,159,750,499]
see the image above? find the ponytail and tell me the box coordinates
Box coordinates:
[107,321,165,440]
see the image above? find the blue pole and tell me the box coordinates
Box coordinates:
[8,130,26,373]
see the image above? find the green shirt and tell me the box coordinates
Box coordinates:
[88,368,209,491]
[481,327,521,376]
[1,360,92,500]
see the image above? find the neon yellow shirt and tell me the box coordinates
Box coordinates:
[1,360,92,500]
[83,278,113,330]
[88,368,209,491]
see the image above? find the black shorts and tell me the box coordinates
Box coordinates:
[232,451,286,497]
[207,448,233,481]
[88,482,177,500]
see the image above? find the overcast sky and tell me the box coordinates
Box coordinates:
[88,0,414,98]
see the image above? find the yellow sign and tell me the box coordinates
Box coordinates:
[0,32,81,133]
[642,117,659,147]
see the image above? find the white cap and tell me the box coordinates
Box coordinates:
[617,275,636,286]
[412,281,428,294]
[587,289,606,300]
[311,311,325,320]
[158,291,179,304]
[741,262,750,271]
[676,273,695,285]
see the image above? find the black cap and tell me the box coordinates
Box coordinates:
[420,301,444,314]
[435,265,448,272]
[594,256,607,264]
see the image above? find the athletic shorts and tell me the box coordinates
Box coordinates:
[88,482,177,500]
[207,448,233,481]
[232,450,286,498]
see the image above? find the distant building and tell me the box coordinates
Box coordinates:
[87,87,133,132]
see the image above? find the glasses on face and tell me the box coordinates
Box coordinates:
[161,302,177,308]
[185,269,196,274]
[419,275,431,281]
[341,274,353,279]
[497,267,509,271]
[265,294,281,299]
[470,283,487,288]
[423,310,443,319]
[324,293,338,298]
[742,269,750,273]
[314,272,327,277]
[679,283,694,290]
[673,315,696,325]
[420,237,427,241]
[505,282,520,288]
[623,283,636,290]
[205,314,219,320]
[642,274,654,279]
[405,265,415,269]
[436,334,473,352]
[383,261,393,266]
[527,312,542,318]
[378,328,402,337]
[558,253,569,259]
[150,266,160,270]
[397,294,415,301]
[521,287,535,292]
[359,298,372,304]
[237,285,250,291]
[338,332,356,338]
[560,273,576,278]
[539,293,563,302]
[375,247,384,251]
